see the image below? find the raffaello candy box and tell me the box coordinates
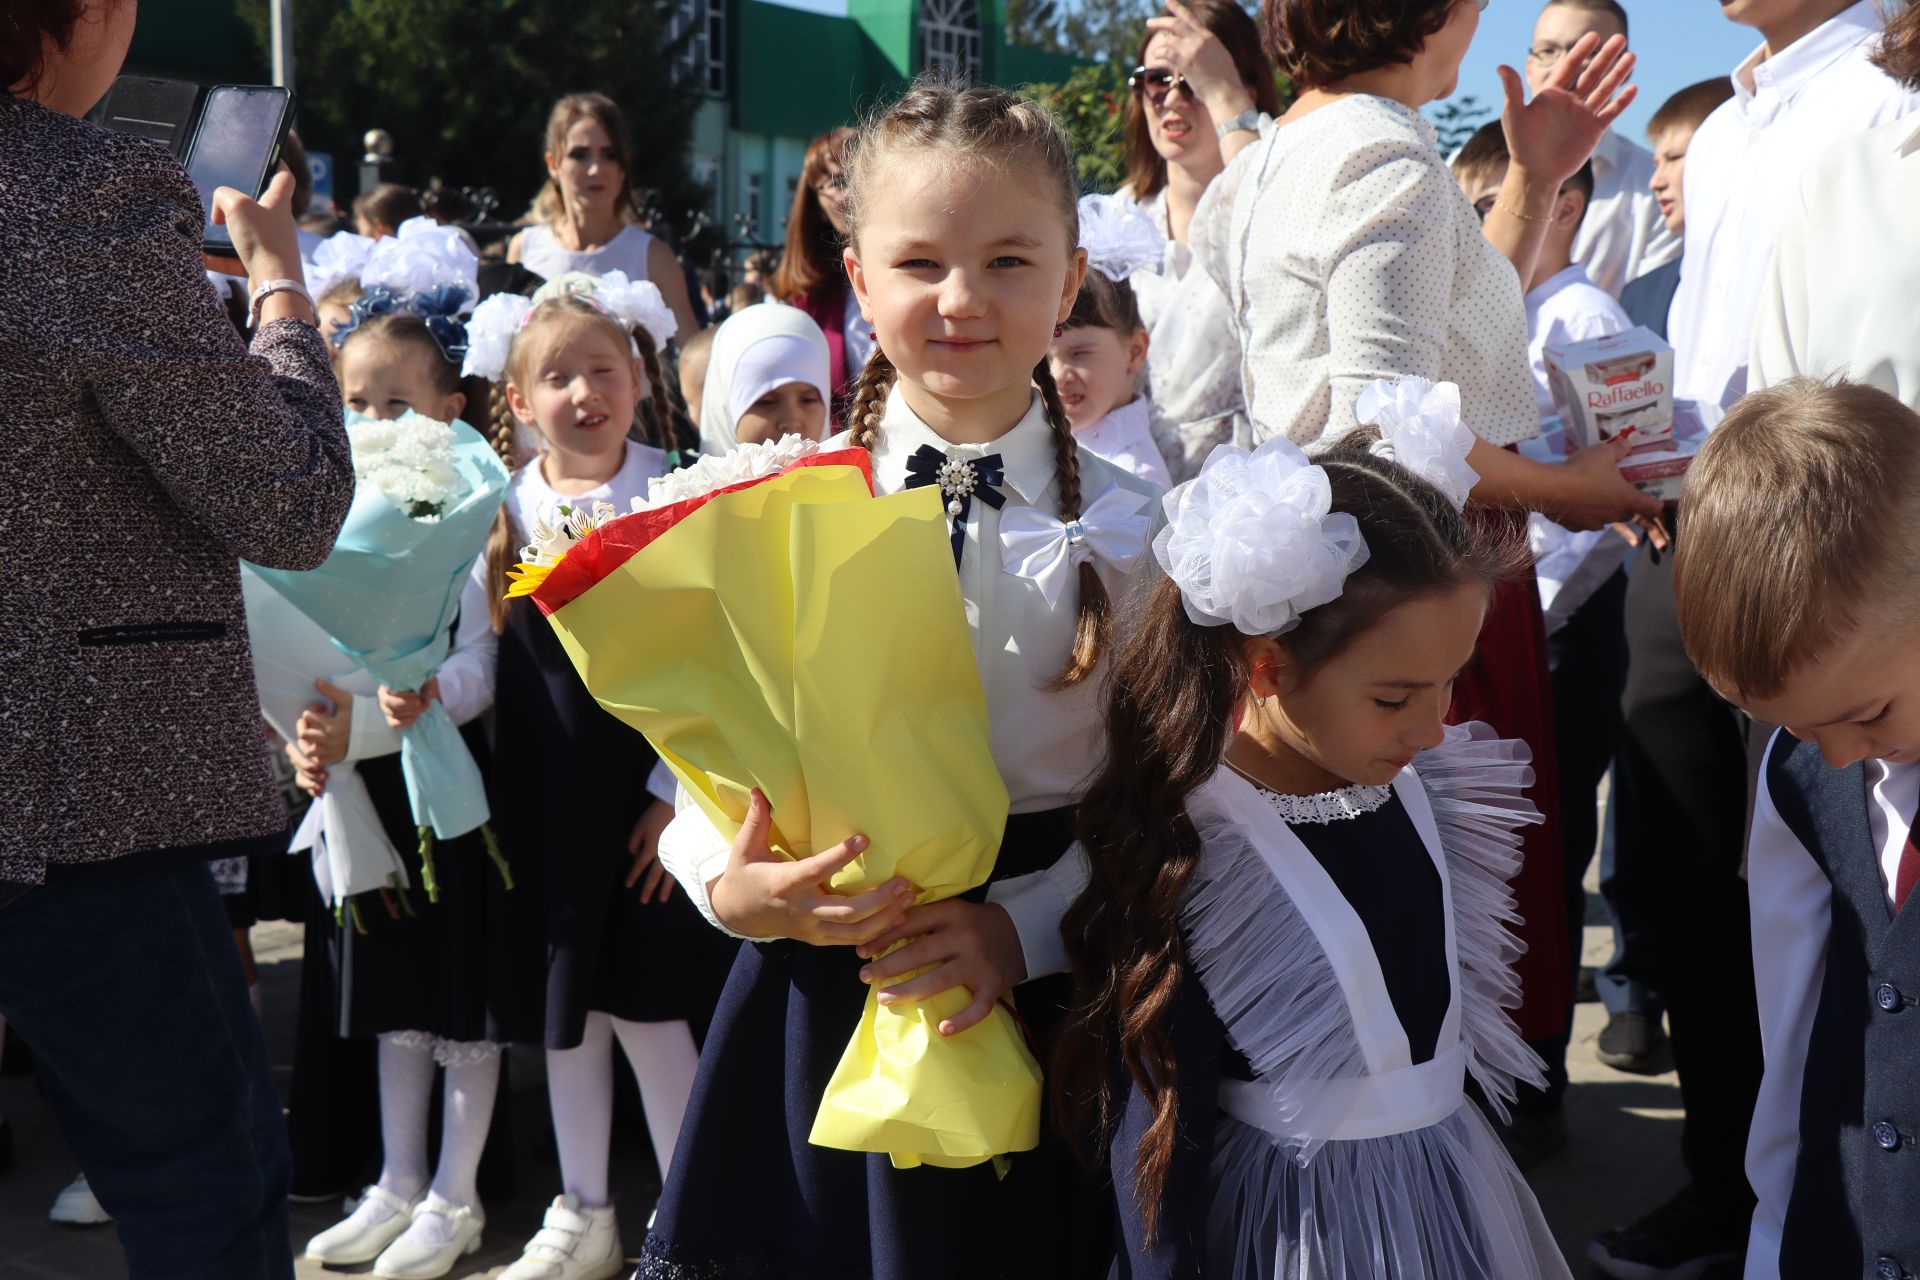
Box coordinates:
[1518,400,1716,503]
[1545,325,1675,447]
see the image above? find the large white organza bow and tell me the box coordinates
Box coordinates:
[304,231,379,301]
[1154,438,1370,635]
[1353,377,1480,511]
[460,292,535,380]
[359,217,480,313]
[1078,192,1167,283]
[535,269,678,347]
[999,484,1154,608]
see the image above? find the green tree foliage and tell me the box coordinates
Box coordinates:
[237,0,702,226]
[1029,62,1132,190]
[1430,94,1496,155]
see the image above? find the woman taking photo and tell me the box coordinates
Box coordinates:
[1,0,353,1272]
[508,92,699,339]
[769,127,865,424]
[1120,0,1279,477]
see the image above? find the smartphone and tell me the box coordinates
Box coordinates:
[184,85,294,260]
[93,76,203,158]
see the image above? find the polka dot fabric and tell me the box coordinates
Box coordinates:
[1198,94,1538,449]
[0,94,353,884]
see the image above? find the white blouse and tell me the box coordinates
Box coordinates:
[1751,115,1920,407]
[518,222,659,286]
[656,388,1158,946]
[1194,94,1538,448]
[1670,0,1920,411]
[1074,396,1171,491]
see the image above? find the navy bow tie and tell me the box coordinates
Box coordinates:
[903,444,1006,568]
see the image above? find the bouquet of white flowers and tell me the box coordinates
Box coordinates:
[348,413,471,521]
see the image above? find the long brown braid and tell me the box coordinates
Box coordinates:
[483,380,523,634]
[633,327,699,458]
[841,77,1107,681]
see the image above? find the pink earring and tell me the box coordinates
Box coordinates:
[1053,324,1065,338]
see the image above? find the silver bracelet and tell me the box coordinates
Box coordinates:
[248,277,312,327]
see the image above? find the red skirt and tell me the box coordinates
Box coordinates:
[1449,512,1570,1043]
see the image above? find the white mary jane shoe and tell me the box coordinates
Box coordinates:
[371,1199,486,1280]
[49,1173,111,1226]
[500,1194,623,1280]
[304,1184,421,1265]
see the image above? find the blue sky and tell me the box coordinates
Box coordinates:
[757,0,1759,141]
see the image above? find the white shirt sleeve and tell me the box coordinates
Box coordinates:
[1749,177,1812,395]
[985,843,1091,982]
[647,759,677,806]
[654,805,777,942]
[1742,751,1832,1280]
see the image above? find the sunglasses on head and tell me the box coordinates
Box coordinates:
[1128,65,1191,107]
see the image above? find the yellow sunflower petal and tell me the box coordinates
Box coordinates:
[504,561,555,599]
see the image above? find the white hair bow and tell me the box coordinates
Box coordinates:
[1353,377,1480,511]
[1077,193,1166,283]
[1154,437,1370,636]
[999,484,1154,609]
[460,292,535,381]
[358,217,479,315]
[534,270,678,347]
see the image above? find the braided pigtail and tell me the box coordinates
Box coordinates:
[847,346,898,452]
[1034,358,1111,686]
[484,381,525,634]
[634,328,698,459]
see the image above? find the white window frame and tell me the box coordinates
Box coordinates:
[672,0,726,97]
[920,0,981,81]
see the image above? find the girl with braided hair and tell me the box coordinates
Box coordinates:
[457,276,736,1280]
[639,77,1160,1280]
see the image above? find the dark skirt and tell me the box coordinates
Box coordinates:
[638,807,1111,1280]
[1451,508,1570,1043]
[489,595,738,1050]
[334,724,524,1046]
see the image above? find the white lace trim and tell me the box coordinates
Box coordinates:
[383,1030,502,1068]
[1232,767,1393,824]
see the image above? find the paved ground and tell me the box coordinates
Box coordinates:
[0,865,1720,1279]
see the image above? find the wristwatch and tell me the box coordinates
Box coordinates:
[249,277,313,327]
[1215,109,1263,140]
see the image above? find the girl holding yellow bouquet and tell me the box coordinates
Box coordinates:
[640,79,1161,1280]
[457,272,734,1280]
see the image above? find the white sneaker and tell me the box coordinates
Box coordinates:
[49,1174,111,1226]
[304,1184,420,1265]
[500,1195,623,1280]
[371,1197,486,1280]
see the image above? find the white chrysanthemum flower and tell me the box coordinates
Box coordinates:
[346,411,473,521]
[638,434,820,511]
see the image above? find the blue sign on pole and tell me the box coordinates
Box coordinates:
[308,152,334,202]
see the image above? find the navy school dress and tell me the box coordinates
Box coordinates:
[489,593,739,1050]
[637,806,1113,1280]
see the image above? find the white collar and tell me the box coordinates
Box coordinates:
[871,387,1061,506]
[1078,395,1150,446]
[1732,0,1881,112]
[1525,263,1594,305]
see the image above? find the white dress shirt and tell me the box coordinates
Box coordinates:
[1074,395,1171,491]
[1572,129,1681,299]
[1196,94,1538,448]
[1669,0,1920,413]
[1744,744,1919,1279]
[1520,265,1632,635]
[656,388,1154,963]
[1752,115,1920,405]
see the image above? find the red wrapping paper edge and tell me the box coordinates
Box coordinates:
[530,447,876,616]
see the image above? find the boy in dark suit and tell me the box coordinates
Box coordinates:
[1672,377,1920,1280]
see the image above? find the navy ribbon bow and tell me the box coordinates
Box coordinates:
[332,281,473,367]
[903,444,1006,568]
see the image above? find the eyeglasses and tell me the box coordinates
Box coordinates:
[1128,65,1191,107]
[1527,42,1593,70]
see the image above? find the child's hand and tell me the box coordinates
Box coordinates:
[626,799,676,904]
[708,787,912,946]
[855,900,1027,1037]
[286,740,328,797]
[296,678,352,768]
[378,678,440,730]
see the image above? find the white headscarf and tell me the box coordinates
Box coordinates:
[698,303,832,454]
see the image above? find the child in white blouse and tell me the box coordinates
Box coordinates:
[641,79,1160,1280]
[1046,267,1172,490]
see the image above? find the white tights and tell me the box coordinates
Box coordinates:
[544,1013,700,1207]
[373,1033,501,1210]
